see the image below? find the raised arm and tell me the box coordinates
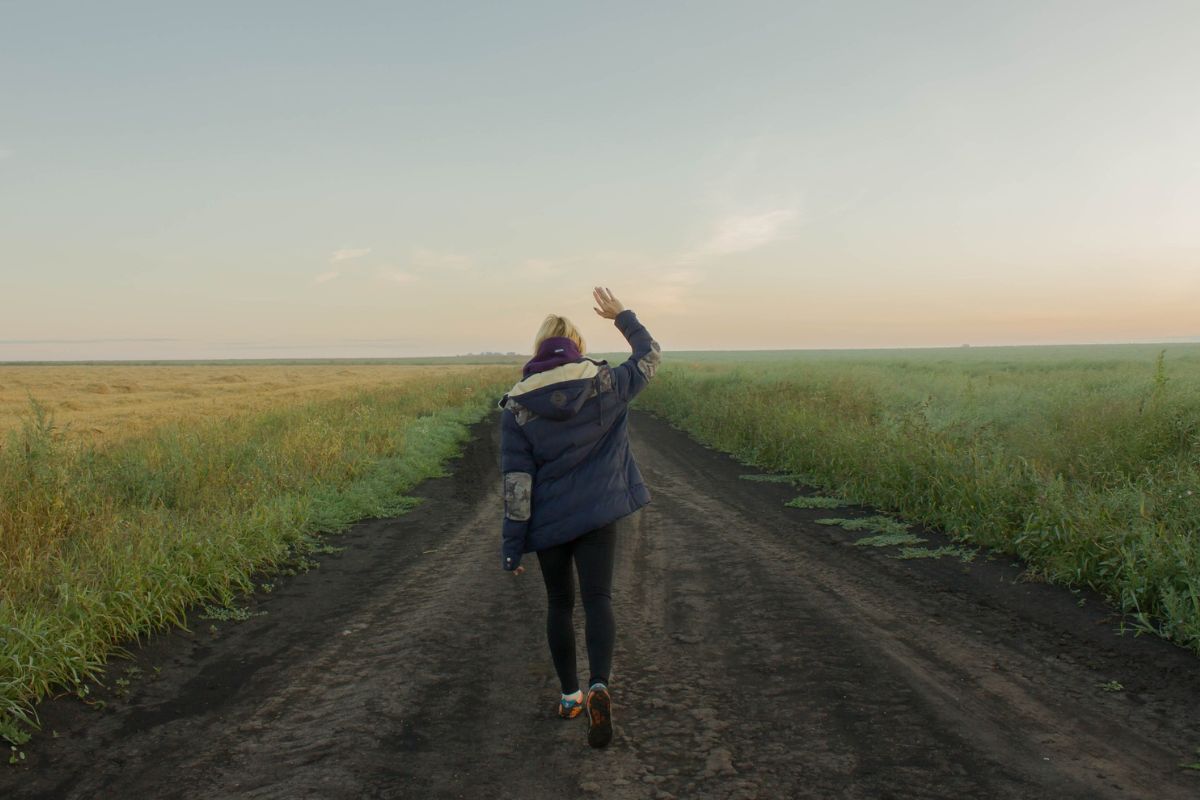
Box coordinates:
[593,286,661,401]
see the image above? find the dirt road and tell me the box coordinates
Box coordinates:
[6,411,1200,799]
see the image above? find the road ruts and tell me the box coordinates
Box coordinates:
[4,411,1199,799]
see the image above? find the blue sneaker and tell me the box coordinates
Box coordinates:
[558,689,584,719]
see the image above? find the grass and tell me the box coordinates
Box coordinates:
[813,516,925,548]
[639,343,1200,654]
[896,545,978,562]
[853,533,929,548]
[197,604,265,622]
[0,364,516,746]
[816,516,914,538]
[739,472,815,485]
[784,495,845,509]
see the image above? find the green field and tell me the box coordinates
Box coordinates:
[640,344,1200,653]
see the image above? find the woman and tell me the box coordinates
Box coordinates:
[498,286,660,749]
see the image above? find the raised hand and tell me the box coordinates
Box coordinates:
[592,287,626,320]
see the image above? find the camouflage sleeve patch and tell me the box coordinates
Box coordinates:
[503,472,532,521]
[505,398,536,426]
[637,340,662,379]
[596,364,615,393]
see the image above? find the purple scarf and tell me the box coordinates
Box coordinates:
[523,336,583,378]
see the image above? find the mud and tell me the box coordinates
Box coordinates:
[5,411,1199,799]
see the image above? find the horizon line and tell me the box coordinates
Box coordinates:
[3,338,1200,366]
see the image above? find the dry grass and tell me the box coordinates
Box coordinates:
[0,363,517,748]
[0,365,489,444]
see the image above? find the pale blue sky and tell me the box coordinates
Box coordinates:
[2,1,1198,359]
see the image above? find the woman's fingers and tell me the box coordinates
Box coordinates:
[594,287,618,308]
[592,286,622,317]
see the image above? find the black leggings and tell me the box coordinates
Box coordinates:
[535,522,617,694]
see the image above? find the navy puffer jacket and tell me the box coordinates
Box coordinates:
[498,310,660,570]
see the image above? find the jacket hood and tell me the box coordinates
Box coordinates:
[523,336,584,378]
[500,360,603,421]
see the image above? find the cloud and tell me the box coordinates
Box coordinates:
[0,147,12,160]
[378,267,417,285]
[686,208,798,261]
[703,136,771,205]
[638,268,703,315]
[607,206,797,313]
[517,258,567,278]
[313,270,341,284]
[410,248,473,272]
[330,247,371,263]
[559,205,796,315]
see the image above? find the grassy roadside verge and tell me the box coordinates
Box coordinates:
[638,350,1200,655]
[0,367,514,748]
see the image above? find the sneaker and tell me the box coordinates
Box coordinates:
[585,683,613,748]
[558,690,584,720]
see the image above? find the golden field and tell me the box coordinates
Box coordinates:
[1,362,516,745]
[0,364,504,444]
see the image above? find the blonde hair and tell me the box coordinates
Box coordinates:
[532,314,586,355]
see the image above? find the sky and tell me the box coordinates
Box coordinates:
[2,1,1198,360]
